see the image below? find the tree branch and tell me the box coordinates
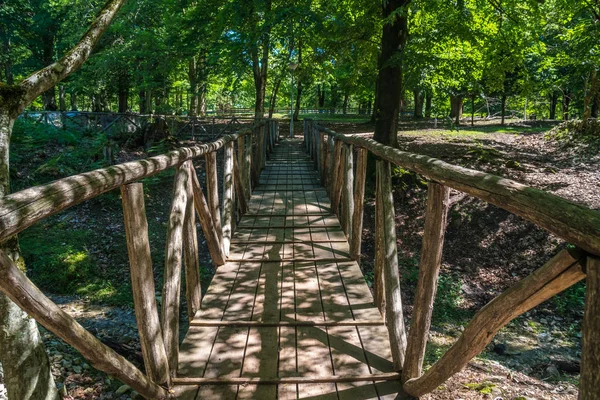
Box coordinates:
[17,0,126,112]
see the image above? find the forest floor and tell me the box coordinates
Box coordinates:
[2,117,598,399]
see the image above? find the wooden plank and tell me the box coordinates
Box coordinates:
[205,151,224,255]
[295,261,337,398]
[183,162,202,323]
[173,373,402,385]
[120,183,170,385]
[222,141,235,256]
[403,249,586,397]
[189,161,225,266]
[351,147,367,260]
[342,144,354,241]
[318,261,379,399]
[377,160,407,371]
[581,255,600,400]
[190,320,385,327]
[278,261,298,400]
[161,163,189,374]
[0,251,169,399]
[403,182,449,382]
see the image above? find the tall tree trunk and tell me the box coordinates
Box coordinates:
[583,70,598,121]
[562,91,570,121]
[318,85,325,108]
[501,94,506,125]
[449,95,463,125]
[188,57,198,117]
[549,91,558,120]
[70,92,77,111]
[139,90,146,114]
[471,94,475,126]
[117,73,129,113]
[373,0,410,147]
[592,88,600,118]
[251,0,272,120]
[42,87,57,111]
[59,86,66,111]
[342,91,349,115]
[413,89,424,118]
[368,94,373,116]
[2,37,14,85]
[293,81,302,121]
[425,92,432,118]
[293,39,303,121]
[268,76,282,118]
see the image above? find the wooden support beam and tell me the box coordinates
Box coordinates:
[0,251,169,399]
[322,133,329,188]
[161,163,189,374]
[205,151,223,253]
[342,144,354,241]
[188,163,225,266]
[377,160,407,371]
[243,133,252,200]
[183,161,202,321]
[233,156,248,215]
[374,163,386,316]
[403,182,450,382]
[403,248,586,398]
[580,255,600,400]
[172,373,402,386]
[121,183,171,386]
[330,140,343,215]
[319,132,326,185]
[222,141,235,256]
[351,147,367,260]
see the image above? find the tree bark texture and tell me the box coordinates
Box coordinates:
[580,256,600,400]
[372,0,410,147]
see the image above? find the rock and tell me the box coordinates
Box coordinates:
[493,343,507,355]
[116,385,131,395]
[72,366,82,374]
[544,364,561,380]
[61,359,72,368]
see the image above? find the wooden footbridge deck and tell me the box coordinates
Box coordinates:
[0,118,598,399]
[174,139,399,399]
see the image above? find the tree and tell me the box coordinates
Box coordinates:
[373,0,411,147]
[0,0,125,397]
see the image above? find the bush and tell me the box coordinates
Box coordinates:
[545,119,600,148]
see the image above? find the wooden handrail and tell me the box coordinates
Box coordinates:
[308,121,600,257]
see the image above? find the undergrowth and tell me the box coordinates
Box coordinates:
[545,119,600,153]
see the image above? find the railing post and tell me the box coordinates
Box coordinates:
[222,141,235,256]
[328,136,335,198]
[342,144,354,240]
[244,133,252,200]
[183,162,202,321]
[581,255,600,400]
[205,151,223,252]
[377,160,407,371]
[403,182,449,382]
[161,162,190,375]
[351,147,367,260]
[304,120,308,150]
[319,132,326,185]
[187,162,225,266]
[322,133,329,187]
[330,139,343,215]
[121,183,170,386]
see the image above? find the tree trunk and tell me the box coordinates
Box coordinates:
[413,89,424,118]
[549,92,558,120]
[562,92,570,121]
[118,73,129,113]
[583,70,598,121]
[449,95,463,125]
[342,91,349,115]
[293,80,302,121]
[372,0,410,147]
[188,57,198,117]
[471,94,475,126]
[58,86,66,111]
[268,76,282,118]
[0,104,60,400]
[139,90,146,114]
[368,94,373,116]
[251,0,271,120]
[70,92,77,111]
[42,87,57,111]
[318,84,325,108]
[501,94,506,125]
[592,88,600,118]
[425,92,432,118]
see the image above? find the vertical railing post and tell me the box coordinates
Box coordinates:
[351,147,367,260]
[121,183,170,386]
[341,144,354,240]
[222,141,235,256]
[319,132,326,185]
[183,162,202,321]
[161,162,190,374]
[581,255,600,399]
[377,160,407,371]
[304,120,308,150]
[328,136,335,198]
[205,151,223,252]
[330,139,343,214]
[244,132,252,200]
[322,133,329,187]
[403,182,450,382]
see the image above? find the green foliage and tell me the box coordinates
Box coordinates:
[463,382,497,395]
[546,119,600,149]
[551,281,586,316]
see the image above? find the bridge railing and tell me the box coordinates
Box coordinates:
[0,119,279,399]
[304,119,599,399]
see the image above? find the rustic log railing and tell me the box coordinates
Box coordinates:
[303,119,600,399]
[0,119,279,399]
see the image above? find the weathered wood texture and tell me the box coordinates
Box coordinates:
[161,163,189,374]
[350,147,367,260]
[0,132,251,243]
[403,248,586,397]
[189,162,225,266]
[310,122,600,257]
[183,162,202,321]
[330,140,343,213]
[121,183,170,386]
[205,151,224,254]
[222,141,235,256]
[0,251,169,399]
[403,182,449,382]
[233,156,248,214]
[342,144,354,241]
[377,160,407,371]
[374,165,386,316]
[580,256,600,400]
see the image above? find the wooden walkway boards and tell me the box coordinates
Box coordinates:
[174,138,401,399]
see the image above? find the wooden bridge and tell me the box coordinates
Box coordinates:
[0,118,598,399]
